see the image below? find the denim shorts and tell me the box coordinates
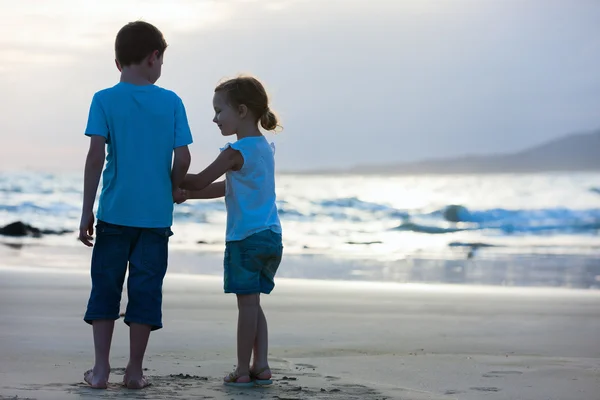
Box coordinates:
[83,220,172,331]
[224,229,283,295]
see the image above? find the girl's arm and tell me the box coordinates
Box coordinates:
[181,147,243,191]
[184,181,225,199]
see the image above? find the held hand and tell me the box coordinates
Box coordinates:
[78,211,95,247]
[173,188,187,204]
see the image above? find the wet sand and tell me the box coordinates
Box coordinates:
[1,263,599,399]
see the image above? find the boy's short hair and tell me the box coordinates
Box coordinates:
[115,21,168,67]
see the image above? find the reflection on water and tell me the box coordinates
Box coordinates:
[275,254,600,290]
[404,256,600,289]
[2,243,599,290]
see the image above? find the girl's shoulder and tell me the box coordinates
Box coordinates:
[221,136,274,155]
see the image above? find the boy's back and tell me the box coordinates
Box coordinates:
[86,83,191,228]
[79,20,192,390]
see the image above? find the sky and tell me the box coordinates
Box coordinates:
[0,0,599,172]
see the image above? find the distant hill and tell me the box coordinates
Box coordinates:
[293,130,600,175]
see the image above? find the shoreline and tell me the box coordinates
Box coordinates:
[3,263,600,298]
[1,241,599,290]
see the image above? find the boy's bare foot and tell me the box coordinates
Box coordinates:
[83,368,109,389]
[123,369,151,389]
[124,376,150,389]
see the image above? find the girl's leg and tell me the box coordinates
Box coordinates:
[227,293,260,382]
[252,304,271,377]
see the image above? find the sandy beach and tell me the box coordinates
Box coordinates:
[1,253,599,400]
[1,0,599,397]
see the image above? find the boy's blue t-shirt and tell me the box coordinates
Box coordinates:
[85,82,193,228]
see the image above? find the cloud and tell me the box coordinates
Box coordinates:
[0,0,599,172]
[0,1,227,70]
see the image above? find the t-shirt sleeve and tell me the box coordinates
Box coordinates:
[84,93,109,139]
[174,96,193,148]
[223,141,249,173]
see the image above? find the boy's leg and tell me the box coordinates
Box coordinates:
[124,323,152,388]
[83,221,130,388]
[123,227,171,389]
[88,320,115,386]
[84,320,115,388]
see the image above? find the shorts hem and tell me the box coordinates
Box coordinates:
[83,314,120,325]
[123,317,163,331]
[224,288,273,295]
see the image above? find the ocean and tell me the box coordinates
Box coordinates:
[1,171,599,287]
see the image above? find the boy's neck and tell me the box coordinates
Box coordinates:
[120,67,152,86]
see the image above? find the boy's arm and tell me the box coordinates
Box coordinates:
[180,148,242,191]
[79,136,105,247]
[185,181,226,200]
[172,94,193,201]
[172,145,191,198]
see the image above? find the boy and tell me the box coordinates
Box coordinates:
[78,21,192,389]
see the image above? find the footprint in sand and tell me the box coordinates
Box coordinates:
[295,363,317,369]
[444,389,465,395]
[482,370,524,378]
[275,381,386,400]
[471,386,501,392]
[0,395,36,400]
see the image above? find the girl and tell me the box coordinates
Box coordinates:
[181,76,283,387]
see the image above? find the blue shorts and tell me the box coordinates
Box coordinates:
[83,220,172,331]
[224,229,283,295]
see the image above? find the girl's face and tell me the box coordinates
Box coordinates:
[212,91,240,136]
